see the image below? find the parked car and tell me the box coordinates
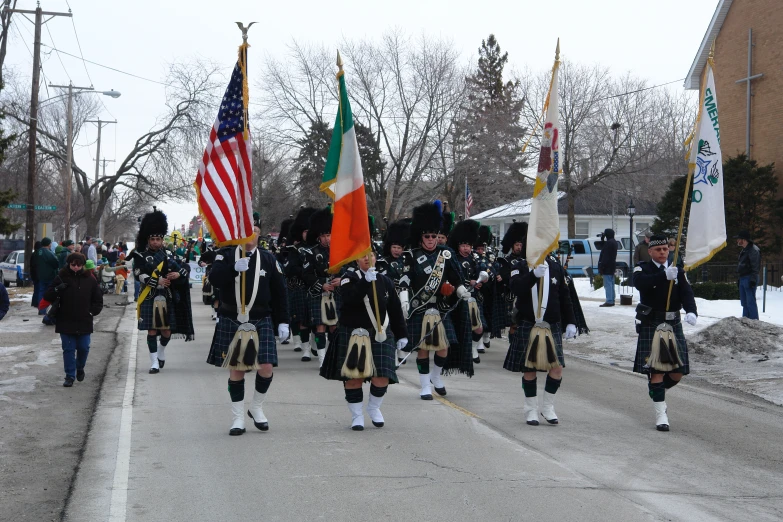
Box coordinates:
[0,250,26,287]
[558,236,637,277]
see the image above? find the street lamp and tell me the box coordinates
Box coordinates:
[627,198,636,285]
[48,83,121,241]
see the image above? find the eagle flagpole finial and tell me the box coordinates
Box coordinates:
[235,22,257,43]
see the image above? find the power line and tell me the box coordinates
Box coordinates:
[597,78,685,102]
[12,20,51,99]
[41,44,171,86]
[44,22,71,83]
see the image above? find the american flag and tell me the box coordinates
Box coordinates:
[465,181,474,218]
[194,49,254,246]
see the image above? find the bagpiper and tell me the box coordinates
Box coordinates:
[301,206,342,367]
[399,201,473,400]
[378,219,411,362]
[319,251,409,430]
[474,225,496,352]
[436,207,455,246]
[447,219,487,365]
[502,223,577,426]
[284,207,318,360]
[206,226,290,435]
[275,217,294,344]
[131,209,195,374]
[632,234,697,432]
[492,222,528,338]
[199,240,220,320]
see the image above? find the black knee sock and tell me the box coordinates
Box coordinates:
[433,354,447,368]
[255,373,273,394]
[663,374,679,389]
[344,387,363,403]
[472,332,482,342]
[417,357,430,375]
[648,381,666,402]
[159,335,170,347]
[228,378,245,402]
[300,328,310,343]
[522,377,537,398]
[315,333,326,350]
[147,334,157,353]
[545,375,562,395]
[369,384,388,398]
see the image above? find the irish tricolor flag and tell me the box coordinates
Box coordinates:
[321,58,372,273]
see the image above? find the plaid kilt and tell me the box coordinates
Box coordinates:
[319,324,398,383]
[288,285,309,325]
[633,318,689,375]
[407,308,459,349]
[503,320,565,373]
[137,292,177,332]
[206,315,278,367]
[491,292,511,335]
[307,292,342,328]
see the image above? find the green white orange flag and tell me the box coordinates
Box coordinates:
[322,57,372,274]
[526,42,562,267]
[684,55,726,270]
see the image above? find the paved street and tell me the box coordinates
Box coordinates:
[65,289,783,521]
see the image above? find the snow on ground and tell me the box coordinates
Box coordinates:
[569,278,783,405]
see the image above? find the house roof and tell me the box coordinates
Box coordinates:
[684,0,733,90]
[470,192,566,220]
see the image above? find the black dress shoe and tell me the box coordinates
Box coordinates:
[293,346,302,352]
[63,377,75,387]
[599,303,615,307]
[281,339,289,345]
[473,357,481,364]
[229,427,246,436]
[433,386,446,396]
[149,368,160,374]
[158,360,165,368]
[526,419,540,426]
[351,425,364,431]
[76,369,85,382]
[310,348,318,356]
[483,341,490,348]
[301,354,311,362]
[477,348,485,354]
[247,411,269,431]
[420,394,433,400]
[656,424,670,432]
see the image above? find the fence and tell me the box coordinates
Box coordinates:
[687,262,783,288]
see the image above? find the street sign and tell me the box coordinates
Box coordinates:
[5,204,57,211]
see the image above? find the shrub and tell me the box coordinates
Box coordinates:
[691,282,740,300]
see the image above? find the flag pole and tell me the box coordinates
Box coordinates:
[237,22,255,319]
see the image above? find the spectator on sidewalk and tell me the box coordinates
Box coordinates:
[85,237,98,265]
[34,238,59,315]
[0,281,9,321]
[598,228,618,307]
[44,252,103,387]
[735,230,761,320]
[30,240,41,308]
[633,230,652,265]
[103,252,129,294]
[57,240,75,269]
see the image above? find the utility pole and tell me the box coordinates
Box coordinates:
[49,82,93,242]
[99,157,115,238]
[6,2,71,282]
[85,118,116,238]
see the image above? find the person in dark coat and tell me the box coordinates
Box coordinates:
[735,230,761,320]
[34,238,60,314]
[0,282,9,321]
[597,228,618,307]
[43,252,103,387]
[58,240,75,269]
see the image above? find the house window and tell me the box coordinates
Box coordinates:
[574,221,589,239]
[635,222,649,234]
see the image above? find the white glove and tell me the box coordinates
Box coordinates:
[684,313,697,326]
[234,257,250,272]
[364,267,377,282]
[396,338,409,352]
[278,323,290,340]
[665,266,678,280]
[477,271,489,284]
[565,324,577,339]
[138,274,149,285]
[533,263,547,278]
[399,289,409,317]
[456,285,471,301]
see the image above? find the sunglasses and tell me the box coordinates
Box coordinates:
[69,261,85,267]
[422,234,438,239]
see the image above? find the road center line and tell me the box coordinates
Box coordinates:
[109,307,138,522]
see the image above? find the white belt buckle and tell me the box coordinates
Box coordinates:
[665,312,677,321]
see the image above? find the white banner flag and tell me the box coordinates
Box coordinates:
[684,60,726,270]
[527,58,562,267]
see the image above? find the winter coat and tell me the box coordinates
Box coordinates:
[0,282,9,320]
[633,241,651,265]
[597,229,619,276]
[34,247,60,281]
[737,242,761,283]
[43,267,103,335]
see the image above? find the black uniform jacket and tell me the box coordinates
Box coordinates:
[340,268,408,341]
[301,244,333,295]
[399,245,464,293]
[510,257,576,326]
[209,246,290,324]
[633,260,697,317]
[130,247,188,291]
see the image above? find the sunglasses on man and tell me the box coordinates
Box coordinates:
[422,234,438,239]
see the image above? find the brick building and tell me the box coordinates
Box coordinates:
[684,0,783,190]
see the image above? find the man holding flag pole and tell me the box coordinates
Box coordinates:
[317,52,409,431]
[198,25,290,436]
[502,40,578,427]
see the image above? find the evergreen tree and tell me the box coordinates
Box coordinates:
[455,34,527,211]
[294,120,333,206]
[354,121,387,220]
[651,175,690,238]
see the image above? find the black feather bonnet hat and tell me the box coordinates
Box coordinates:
[447,219,480,250]
[289,207,317,245]
[136,210,168,251]
[501,221,528,255]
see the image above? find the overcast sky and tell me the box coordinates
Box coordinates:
[5,0,717,231]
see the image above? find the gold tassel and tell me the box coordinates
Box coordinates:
[648,323,683,372]
[341,328,375,379]
[152,296,169,330]
[321,293,339,326]
[222,322,260,371]
[468,298,482,333]
[525,321,560,371]
[420,309,448,351]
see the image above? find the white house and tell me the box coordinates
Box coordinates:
[470,188,658,249]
